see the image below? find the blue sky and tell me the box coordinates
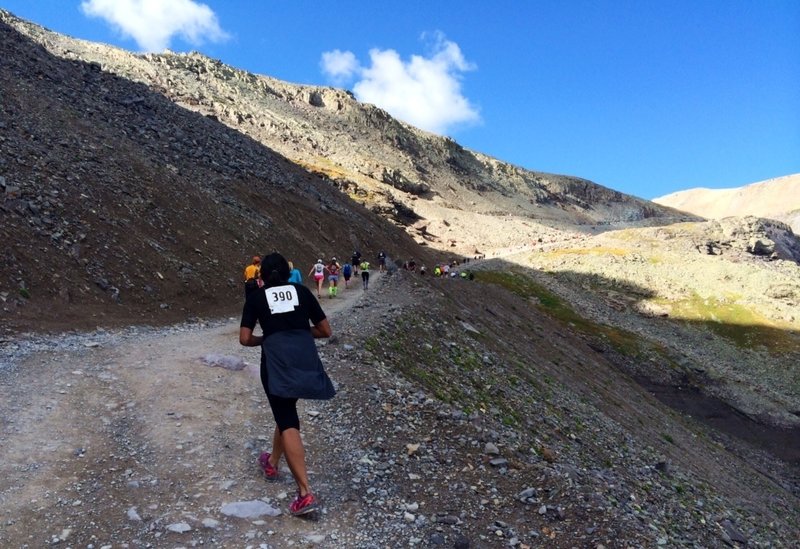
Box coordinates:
[2,1,798,199]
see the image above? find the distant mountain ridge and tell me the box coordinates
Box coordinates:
[0,8,694,256]
[653,174,800,233]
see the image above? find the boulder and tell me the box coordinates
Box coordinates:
[747,237,775,256]
[381,168,430,196]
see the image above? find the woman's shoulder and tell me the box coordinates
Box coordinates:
[292,282,313,295]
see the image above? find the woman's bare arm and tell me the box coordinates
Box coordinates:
[239,326,264,347]
[310,318,332,339]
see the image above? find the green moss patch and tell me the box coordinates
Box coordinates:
[670,294,800,354]
[479,271,644,357]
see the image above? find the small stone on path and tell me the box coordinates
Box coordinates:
[220,500,281,518]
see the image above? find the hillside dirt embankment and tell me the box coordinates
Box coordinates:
[2,269,799,548]
[0,17,432,337]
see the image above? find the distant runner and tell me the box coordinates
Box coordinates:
[327,257,341,298]
[377,251,386,273]
[308,259,325,298]
[287,261,302,284]
[360,259,370,290]
[351,250,362,275]
[342,262,353,288]
[244,255,261,298]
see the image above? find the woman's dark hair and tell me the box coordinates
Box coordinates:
[259,252,290,287]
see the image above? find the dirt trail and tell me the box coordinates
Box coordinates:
[0,273,382,547]
[3,266,799,547]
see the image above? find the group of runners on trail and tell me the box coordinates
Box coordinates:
[238,249,386,517]
[397,257,475,280]
[237,246,478,517]
[308,250,379,298]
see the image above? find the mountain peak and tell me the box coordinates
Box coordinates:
[653,173,800,233]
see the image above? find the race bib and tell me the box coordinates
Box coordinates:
[265,285,299,314]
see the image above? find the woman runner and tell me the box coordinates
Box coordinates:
[359,259,370,290]
[308,259,326,298]
[240,252,335,516]
[326,257,341,298]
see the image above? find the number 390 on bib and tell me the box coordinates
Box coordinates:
[265,285,299,314]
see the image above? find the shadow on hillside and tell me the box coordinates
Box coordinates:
[0,20,437,332]
[469,259,800,464]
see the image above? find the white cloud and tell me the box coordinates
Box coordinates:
[80,0,229,52]
[321,33,480,135]
[320,49,359,84]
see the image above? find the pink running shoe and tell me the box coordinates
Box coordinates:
[258,452,279,481]
[289,492,319,516]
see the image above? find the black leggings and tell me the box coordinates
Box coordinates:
[260,353,300,432]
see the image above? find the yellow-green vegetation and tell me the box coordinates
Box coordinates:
[479,270,643,357]
[609,222,707,243]
[541,247,629,258]
[605,227,656,242]
[653,221,706,237]
[449,346,483,372]
[295,156,352,180]
[295,157,380,202]
[667,293,800,354]
[365,327,467,405]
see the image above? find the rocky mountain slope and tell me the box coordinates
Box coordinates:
[653,174,800,234]
[0,9,696,258]
[0,15,429,334]
[485,217,800,425]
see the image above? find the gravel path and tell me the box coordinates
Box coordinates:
[0,274,404,547]
[2,267,799,548]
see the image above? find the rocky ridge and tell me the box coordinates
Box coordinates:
[0,9,696,257]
